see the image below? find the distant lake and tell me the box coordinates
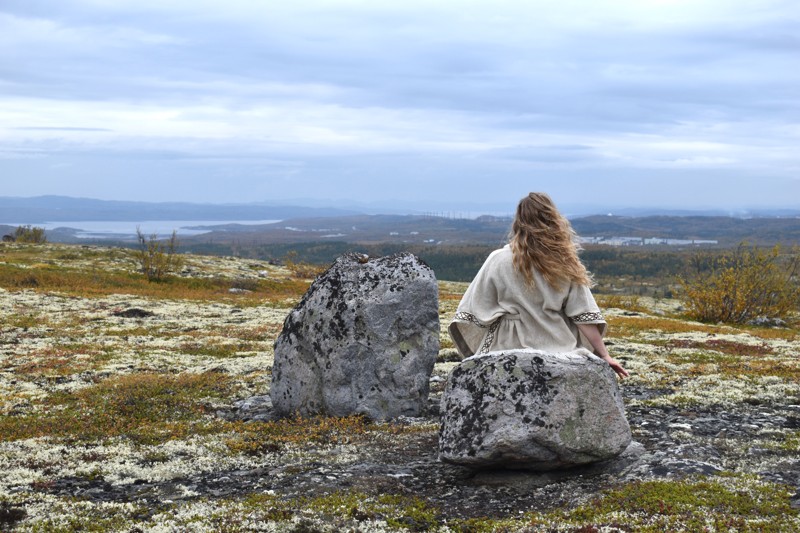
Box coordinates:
[6,220,281,239]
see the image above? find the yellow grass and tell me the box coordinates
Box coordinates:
[0,263,310,305]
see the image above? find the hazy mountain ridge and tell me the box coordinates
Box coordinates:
[0,195,360,223]
[3,195,799,223]
[3,196,800,246]
[187,214,513,246]
[571,215,800,245]
[183,214,800,247]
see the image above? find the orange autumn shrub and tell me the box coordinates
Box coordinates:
[680,244,800,324]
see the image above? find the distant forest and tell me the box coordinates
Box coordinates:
[181,240,691,294]
[184,241,495,283]
[9,205,797,294]
[570,215,800,245]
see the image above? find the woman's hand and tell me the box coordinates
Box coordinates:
[576,323,630,379]
[601,354,629,379]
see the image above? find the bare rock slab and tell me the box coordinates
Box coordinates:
[439,349,631,470]
[271,252,439,420]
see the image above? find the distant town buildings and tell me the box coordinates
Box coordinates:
[578,236,718,246]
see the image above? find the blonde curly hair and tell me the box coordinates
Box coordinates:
[510,192,593,288]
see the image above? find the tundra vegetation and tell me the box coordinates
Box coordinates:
[0,241,798,531]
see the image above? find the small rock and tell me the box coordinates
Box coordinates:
[651,460,722,477]
[791,489,800,510]
[112,308,155,318]
[0,503,26,529]
[234,395,273,411]
[747,316,787,328]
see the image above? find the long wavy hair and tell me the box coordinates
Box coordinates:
[509,192,593,288]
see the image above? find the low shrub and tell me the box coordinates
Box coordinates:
[283,250,326,279]
[679,244,800,324]
[597,294,649,313]
[0,261,310,304]
[13,225,47,243]
[0,372,236,444]
[551,475,799,531]
[223,415,372,455]
[135,227,184,281]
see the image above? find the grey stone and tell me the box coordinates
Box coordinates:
[270,252,439,420]
[438,349,631,470]
[228,287,251,294]
[111,308,154,318]
[791,490,800,510]
[747,316,787,328]
[234,394,272,412]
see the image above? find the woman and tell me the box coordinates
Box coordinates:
[449,192,629,379]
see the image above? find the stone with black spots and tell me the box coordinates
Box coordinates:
[438,349,631,470]
[271,252,439,420]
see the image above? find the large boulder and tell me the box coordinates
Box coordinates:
[439,349,631,470]
[270,252,439,420]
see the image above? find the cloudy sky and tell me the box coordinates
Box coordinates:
[1,0,798,214]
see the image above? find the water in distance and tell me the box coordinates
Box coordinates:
[6,220,281,240]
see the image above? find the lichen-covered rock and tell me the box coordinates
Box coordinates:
[439,349,631,470]
[270,252,439,420]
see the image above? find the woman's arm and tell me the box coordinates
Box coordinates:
[577,323,629,379]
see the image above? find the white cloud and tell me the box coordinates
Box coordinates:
[0,0,798,209]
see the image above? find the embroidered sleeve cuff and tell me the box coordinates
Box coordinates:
[454,311,490,328]
[571,311,604,323]
[450,312,501,356]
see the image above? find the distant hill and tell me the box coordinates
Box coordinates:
[183,214,512,246]
[571,215,800,245]
[0,195,361,223]
[182,213,800,248]
[3,196,799,247]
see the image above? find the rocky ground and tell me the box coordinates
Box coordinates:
[1,243,799,531]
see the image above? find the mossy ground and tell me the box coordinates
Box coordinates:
[1,242,799,531]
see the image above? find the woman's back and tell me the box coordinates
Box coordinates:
[449,245,605,356]
[448,192,628,379]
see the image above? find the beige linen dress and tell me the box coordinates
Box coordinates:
[449,245,607,357]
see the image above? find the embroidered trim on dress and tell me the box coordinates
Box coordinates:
[571,311,604,323]
[455,311,488,328]
[478,319,501,354]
